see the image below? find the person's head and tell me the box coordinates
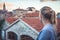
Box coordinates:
[40,6,56,25]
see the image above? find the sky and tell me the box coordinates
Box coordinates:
[0,0,60,13]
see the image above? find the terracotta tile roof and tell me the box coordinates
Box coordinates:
[6,16,18,24]
[22,18,43,32]
[22,17,60,33]
[22,12,43,32]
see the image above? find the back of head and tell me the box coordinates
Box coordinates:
[40,6,56,25]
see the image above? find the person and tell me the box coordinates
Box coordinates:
[37,6,57,40]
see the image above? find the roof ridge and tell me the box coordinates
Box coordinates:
[20,19,39,34]
[4,19,19,31]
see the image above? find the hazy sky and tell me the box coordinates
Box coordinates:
[0,0,60,13]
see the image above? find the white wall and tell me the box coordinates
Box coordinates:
[6,19,38,40]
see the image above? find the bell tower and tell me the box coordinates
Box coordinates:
[3,3,6,11]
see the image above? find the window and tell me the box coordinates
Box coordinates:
[21,35,34,40]
[8,32,17,40]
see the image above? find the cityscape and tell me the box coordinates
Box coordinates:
[0,0,60,40]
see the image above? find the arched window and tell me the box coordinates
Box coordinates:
[21,35,34,40]
[8,32,17,40]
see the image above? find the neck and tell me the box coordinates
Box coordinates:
[43,20,51,26]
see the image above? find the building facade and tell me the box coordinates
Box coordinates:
[4,19,38,40]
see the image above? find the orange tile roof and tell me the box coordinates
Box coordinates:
[22,18,60,33]
[22,12,44,32]
[6,16,18,24]
[22,18,43,32]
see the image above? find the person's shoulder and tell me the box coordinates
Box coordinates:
[42,29,51,34]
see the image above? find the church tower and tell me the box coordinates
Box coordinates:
[3,3,6,11]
